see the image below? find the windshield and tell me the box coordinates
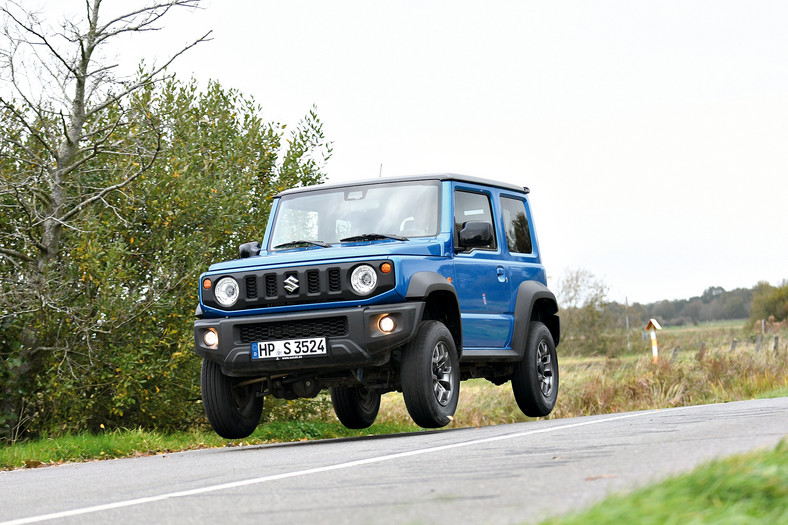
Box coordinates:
[269,180,441,250]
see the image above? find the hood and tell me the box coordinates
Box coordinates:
[207,238,447,273]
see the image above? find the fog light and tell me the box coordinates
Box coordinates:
[378,315,396,333]
[203,328,219,347]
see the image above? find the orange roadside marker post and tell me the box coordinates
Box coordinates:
[646,319,662,364]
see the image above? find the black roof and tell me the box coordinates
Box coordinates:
[275,173,529,198]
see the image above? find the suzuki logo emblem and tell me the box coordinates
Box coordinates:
[283,275,299,293]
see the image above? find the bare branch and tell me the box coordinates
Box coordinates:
[0,96,57,157]
[0,135,47,168]
[95,1,202,42]
[59,130,163,223]
[11,186,48,252]
[31,213,93,235]
[99,195,130,227]
[0,245,33,263]
[0,3,78,75]
[84,30,211,119]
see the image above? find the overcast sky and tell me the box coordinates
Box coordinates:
[42,1,788,304]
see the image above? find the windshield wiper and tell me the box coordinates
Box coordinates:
[339,233,408,242]
[273,240,332,249]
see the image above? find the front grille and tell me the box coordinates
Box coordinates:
[239,317,348,343]
[307,269,320,294]
[245,276,257,299]
[328,268,341,292]
[265,274,277,298]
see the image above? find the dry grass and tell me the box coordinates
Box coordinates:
[377,332,788,428]
[554,349,787,418]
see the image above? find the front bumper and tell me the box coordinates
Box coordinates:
[194,302,424,376]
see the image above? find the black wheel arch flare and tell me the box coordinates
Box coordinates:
[405,271,463,356]
[512,281,561,357]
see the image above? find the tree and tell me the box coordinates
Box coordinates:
[679,299,702,324]
[556,268,616,355]
[750,281,788,324]
[0,2,332,440]
[652,300,676,325]
[0,0,210,440]
[701,286,725,303]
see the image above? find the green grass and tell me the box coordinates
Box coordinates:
[659,319,748,332]
[541,440,788,525]
[756,385,788,399]
[0,421,419,470]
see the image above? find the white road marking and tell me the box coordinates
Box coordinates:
[2,407,692,525]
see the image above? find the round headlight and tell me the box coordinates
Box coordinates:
[214,277,239,307]
[350,265,377,296]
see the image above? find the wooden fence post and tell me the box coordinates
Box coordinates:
[755,334,762,352]
[729,339,738,352]
[697,341,706,362]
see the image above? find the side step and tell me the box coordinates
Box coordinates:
[459,348,520,363]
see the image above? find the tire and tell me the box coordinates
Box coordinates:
[330,385,381,429]
[401,321,460,428]
[512,321,559,417]
[201,359,264,439]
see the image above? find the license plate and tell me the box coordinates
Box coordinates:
[251,337,327,360]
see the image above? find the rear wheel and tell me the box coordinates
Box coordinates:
[401,321,460,428]
[511,321,558,417]
[201,359,264,439]
[330,385,381,429]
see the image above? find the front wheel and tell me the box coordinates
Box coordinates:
[401,321,460,428]
[511,321,559,417]
[201,359,264,439]
[330,385,381,429]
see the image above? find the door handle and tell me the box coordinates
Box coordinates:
[496,266,507,283]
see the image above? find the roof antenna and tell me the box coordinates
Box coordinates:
[379,163,383,178]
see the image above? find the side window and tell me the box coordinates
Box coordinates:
[501,196,533,254]
[454,190,496,250]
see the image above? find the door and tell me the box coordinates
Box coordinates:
[453,187,512,349]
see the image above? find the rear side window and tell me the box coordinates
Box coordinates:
[501,196,532,254]
[454,190,496,250]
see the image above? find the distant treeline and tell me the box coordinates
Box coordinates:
[628,286,751,327]
[607,283,787,329]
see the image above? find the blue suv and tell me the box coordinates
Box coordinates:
[194,174,560,438]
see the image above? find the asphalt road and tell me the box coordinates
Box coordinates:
[2,397,787,525]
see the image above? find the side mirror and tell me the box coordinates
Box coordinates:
[458,221,493,250]
[238,241,261,259]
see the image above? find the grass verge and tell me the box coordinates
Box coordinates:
[0,421,418,471]
[541,440,788,524]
